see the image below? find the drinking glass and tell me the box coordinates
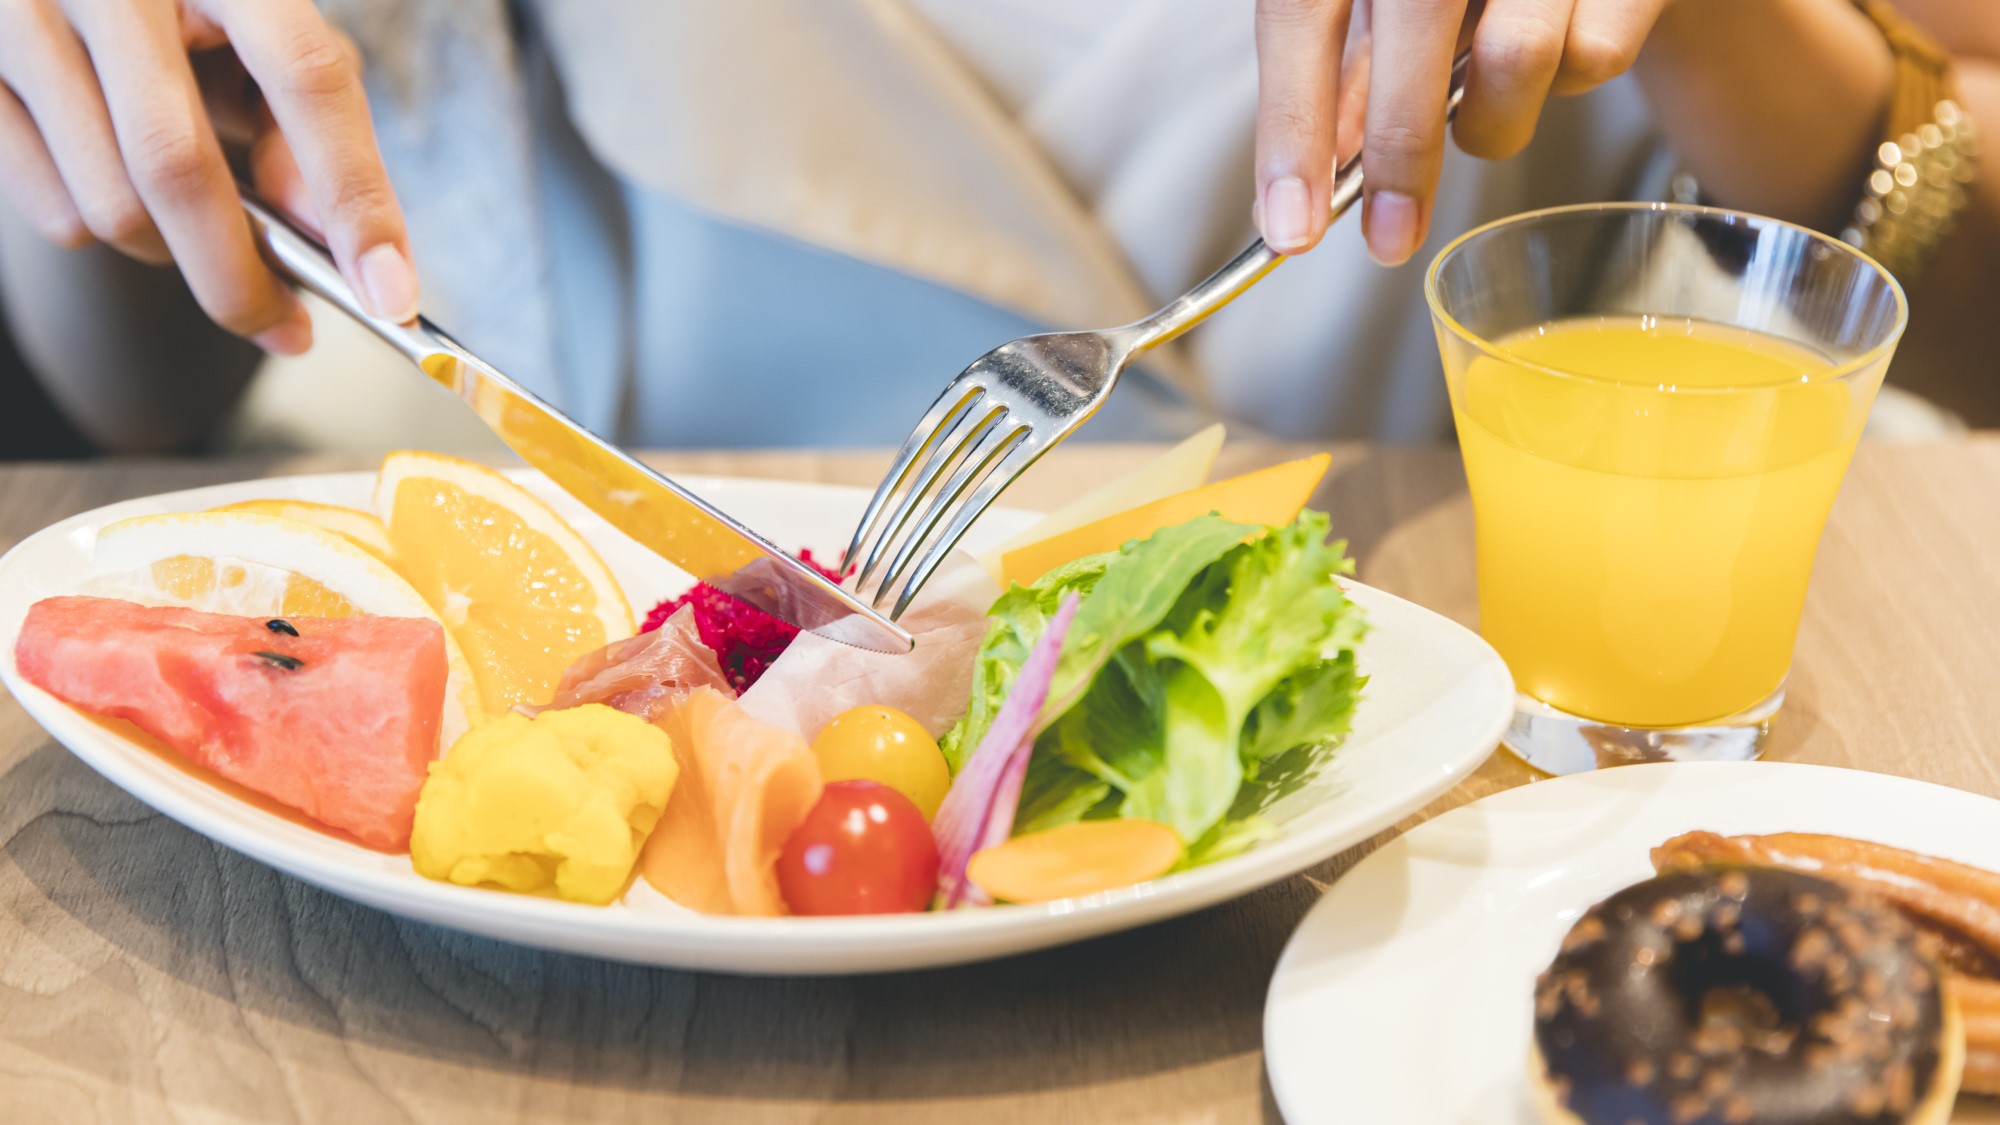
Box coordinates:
[1425,203,1906,774]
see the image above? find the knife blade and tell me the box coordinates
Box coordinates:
[242,194,914,655]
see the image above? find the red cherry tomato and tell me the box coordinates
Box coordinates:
[778,780,939,915]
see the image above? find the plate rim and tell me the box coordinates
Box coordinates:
[0,469,1514,970]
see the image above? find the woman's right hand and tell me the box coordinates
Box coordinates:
[0,0,416,355]
[1254,0,1670,266]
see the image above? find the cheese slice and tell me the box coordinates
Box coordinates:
[977,423,1224,583]
[999,452,1332,588]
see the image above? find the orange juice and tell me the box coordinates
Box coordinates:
[1450,316,1878,726]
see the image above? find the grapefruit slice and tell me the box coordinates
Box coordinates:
[86,510,481,745]
[213,499,395,562]
[373,451,632,716]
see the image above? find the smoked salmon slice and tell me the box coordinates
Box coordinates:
[641,686,822,916]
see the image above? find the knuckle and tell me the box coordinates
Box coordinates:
[1563,30,1639,88]
[1256,0,1336,31]
[270,31,358,100]
[1476,16,1565,80]
[1453,116,1530,161]
[1366,120,1432,167]
[40,211,93,249]
[325,173,395,225]
[201,283,286,337]
[4,0,60,43]
[82,192,155,246]
[328,27,365,73]
[0,0,55,74]
[1383,0,1463,32]
[1261,94,1332,146]
[127,124,216,201]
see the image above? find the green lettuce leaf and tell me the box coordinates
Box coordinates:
[1124,513,1361,839]
[939,552,1111,772]
[1241,653,1365,764]
[946,509,1366,851]
[944,515,1252,770]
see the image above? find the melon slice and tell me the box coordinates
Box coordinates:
[999,453,1333,588]
[85,510,481,746]
[975,423,1225,583]
[15,596,448,851]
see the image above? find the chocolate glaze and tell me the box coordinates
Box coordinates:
[1534,866,1946,1125]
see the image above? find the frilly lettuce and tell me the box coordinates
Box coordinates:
[944,510,1366,855]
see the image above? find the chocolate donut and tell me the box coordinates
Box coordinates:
[1530,865,1962,1125]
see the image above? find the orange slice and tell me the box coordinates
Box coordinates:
[373,451,633,716]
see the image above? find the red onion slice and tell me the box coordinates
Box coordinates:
[931,593,1082,909]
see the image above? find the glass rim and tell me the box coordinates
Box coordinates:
[1422,201,1910,393]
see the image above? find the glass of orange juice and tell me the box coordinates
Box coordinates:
[1425,203,1906,774]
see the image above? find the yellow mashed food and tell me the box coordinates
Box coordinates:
[410,705,677,905]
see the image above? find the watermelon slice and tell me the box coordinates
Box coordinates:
[15,596,447,851]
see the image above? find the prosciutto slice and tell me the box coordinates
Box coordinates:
[524,606,731,721]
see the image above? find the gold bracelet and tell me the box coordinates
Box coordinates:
[1838,0,1978,282]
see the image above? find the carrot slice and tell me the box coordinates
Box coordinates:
[966,820,1183,904]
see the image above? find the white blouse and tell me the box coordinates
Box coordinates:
[321,0,1661,446]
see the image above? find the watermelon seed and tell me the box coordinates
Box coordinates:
[265,619,299,636]
[253,651,305,671]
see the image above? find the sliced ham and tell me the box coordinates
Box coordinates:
[525,606,730,721]
[640,686,823,916]
[739,551,997,740]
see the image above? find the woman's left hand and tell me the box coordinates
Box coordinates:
[1254,0,1672,265]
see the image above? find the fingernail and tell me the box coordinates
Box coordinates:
[1364,191,1419,266]
[1263,176,1312,253]
[356,243,419,322]
[254,316,314,357]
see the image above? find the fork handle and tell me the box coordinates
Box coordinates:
[1124,52,1471,354]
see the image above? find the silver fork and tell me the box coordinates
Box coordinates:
[845,55,1471,617]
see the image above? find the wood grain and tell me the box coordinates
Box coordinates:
[1,440,1997,1124]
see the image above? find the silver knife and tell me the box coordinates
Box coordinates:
[242,195,914,654]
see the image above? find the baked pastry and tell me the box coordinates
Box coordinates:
[1531,865,1962,1124]
[1654,831,2000,977]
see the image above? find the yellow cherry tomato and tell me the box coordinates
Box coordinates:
[810,706,950,820]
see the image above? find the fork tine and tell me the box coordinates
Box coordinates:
[841,381,983,576]
[887,435,1044,618]
[871,420,1029,612]
[852,398,1003,592]
[861,411,1014,602]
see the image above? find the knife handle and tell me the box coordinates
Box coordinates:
[241,193,442,367]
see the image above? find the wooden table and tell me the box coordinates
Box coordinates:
[4,440,2000,1124]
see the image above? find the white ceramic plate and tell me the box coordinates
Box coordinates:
[1264,760,2000,1123]
[0,470,1512,974]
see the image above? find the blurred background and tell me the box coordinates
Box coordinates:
[0,0,1993,460]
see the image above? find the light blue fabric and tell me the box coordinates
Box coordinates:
[617,195,1198,448]
[513,15,1197,450]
